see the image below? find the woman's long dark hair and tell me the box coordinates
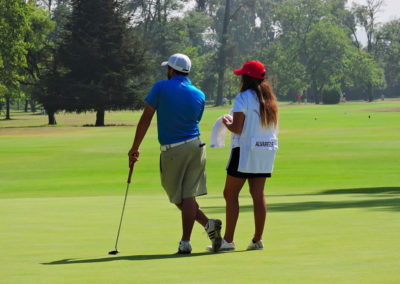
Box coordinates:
[240,74,278,128]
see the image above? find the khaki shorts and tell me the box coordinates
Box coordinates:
[160,138,207,204]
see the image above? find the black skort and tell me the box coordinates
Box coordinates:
[226,147,271,179]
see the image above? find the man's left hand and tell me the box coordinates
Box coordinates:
[128,147,139,165]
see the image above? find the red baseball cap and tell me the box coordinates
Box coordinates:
[234,61,266,79]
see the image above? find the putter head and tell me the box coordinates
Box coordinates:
[108,250,119,255]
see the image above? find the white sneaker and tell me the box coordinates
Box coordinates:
[178,241,192,254]
[206,239,235,252]
[247,239,264,250]
[205,219,222,252]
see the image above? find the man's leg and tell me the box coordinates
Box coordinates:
[178,197,197,241]
[177,197,222,252]
[176,198,208,228]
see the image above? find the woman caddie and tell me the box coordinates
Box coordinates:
[211,60,279,251]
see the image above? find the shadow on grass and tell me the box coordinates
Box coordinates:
[269,187,400,197]
[42,251,244,265]
[0,124,52,128]
[82,124,133,127]
[268,198,400,212]
[319,187,400,195]
[1,124,134,129]
[203,187,400,214]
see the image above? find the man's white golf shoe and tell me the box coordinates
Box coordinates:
[205,219,222,252]
[247,239,264,250]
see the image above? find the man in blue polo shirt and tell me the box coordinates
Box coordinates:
[128,53,222,254]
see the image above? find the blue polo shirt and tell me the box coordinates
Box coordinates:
[145,75,205,145]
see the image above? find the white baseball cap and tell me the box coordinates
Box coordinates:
[161,53,191,73]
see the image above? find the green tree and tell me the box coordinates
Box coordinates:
[305,21,353,103]
[108,0,390,105]
[352,0,384,101]
[22,5,55,122]
[272,0,327,101]
[214,0,277,105]
[259,41,307,99]
[214,0,232,106]
[33,0,71,125]
[376,19,400,97]
[0,0,32,119]
[345,49,385,95]
[0,84,6,115]
[127,0,208,81]
[268,0,375,103]
[127,0,216,97]
[58,0,147,126]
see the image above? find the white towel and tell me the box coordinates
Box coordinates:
[210,115,232,148]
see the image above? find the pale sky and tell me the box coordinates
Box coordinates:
[348,0,399,45]
[348,0,400,24]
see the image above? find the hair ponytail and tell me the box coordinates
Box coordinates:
[240,75,278,128]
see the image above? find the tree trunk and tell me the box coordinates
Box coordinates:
[30,100,36,113]
[6,96,11,120]
[311,80,320,104]
[215,0,231,106]
[95,109,105,126]
[216,64,226,106]
[196,0,206,11]
[367,83,374,102]
[25,100,29,112]
[48,111,57,125]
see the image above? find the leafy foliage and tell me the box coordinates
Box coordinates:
[0,0,33,118]
[57,0,148,125]
[322,85,341,104]
[1,0,399,117]
[376,19,400,97]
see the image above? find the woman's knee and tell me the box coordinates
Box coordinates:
[250,188,265,200]
[224,187,239,202]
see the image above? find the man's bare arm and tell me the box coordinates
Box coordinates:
[128,104,155,163]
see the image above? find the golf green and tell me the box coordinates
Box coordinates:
[1,100,399,283]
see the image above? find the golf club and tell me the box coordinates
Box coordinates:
[108,161,135,255]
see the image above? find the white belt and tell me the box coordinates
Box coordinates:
[160,137,199,152]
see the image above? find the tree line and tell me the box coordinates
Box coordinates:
[1,0,399,125]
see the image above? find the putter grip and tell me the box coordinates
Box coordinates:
[127,162,134,183]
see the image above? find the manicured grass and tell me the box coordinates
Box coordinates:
[1,100,399,283]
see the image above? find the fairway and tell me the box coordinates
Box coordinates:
[1,100,400,283]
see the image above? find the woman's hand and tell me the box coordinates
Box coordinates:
[222,114,233,126]
[224,112,245,134]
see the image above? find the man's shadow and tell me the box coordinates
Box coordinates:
[42,251,243,265]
